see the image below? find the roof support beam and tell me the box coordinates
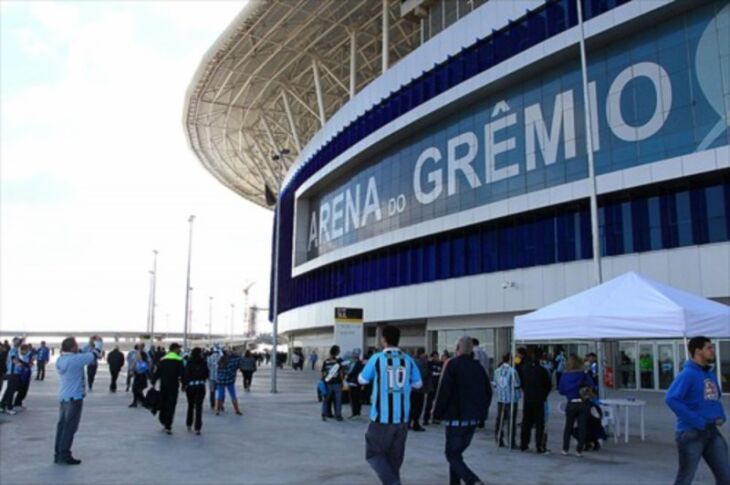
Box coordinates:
[382,0,389,74]
[316,58,349,96]
[312,59,326,127]
[350,30,357,99]
[281,91,302,152]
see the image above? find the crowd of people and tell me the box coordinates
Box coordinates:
[0,338,51,415]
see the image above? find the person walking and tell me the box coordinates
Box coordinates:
[36,341,50,381]
[433,336,489,485]
[106,346,124,392]
[183,347,209,435]
[125,345,138,392]
[129,350,150,408]
[85,338,99,391]
[358,326,422,485]
[345,349,365,418]
[240,350,257,392]
[423,351,443,426]
[519,348,552,453]
[54,336,103,465]
[13,344,33,410]
[666,336,730,484]
[321,345,345,421]
[215,350,243,416]
[409,348,429,431]
[0,337,23,415]
[207,347,222,410]
[494,353,520,448]
[154,343,184,434]
[558,354,594,456]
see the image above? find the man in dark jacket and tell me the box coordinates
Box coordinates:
[433,336,489,485]
[154,343,184,434]
[519,347,552,453]
[409,348,430,431]
[106,346,125,392]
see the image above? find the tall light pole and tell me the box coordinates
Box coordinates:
[183,215,195,351]
[243,282,255,336]
[229,303,235,341]
[270,148,289,393]
[150,249,158,343]
[208,296,214,343]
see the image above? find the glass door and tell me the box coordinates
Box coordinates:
[658,343,675,390]
[639,343,655,390]
[618,342,637,389]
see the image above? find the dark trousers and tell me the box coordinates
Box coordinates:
[242,371,254,390]
[54,400,83,460]
[445,425,480,485]
[13,379,30,407]
[208,379,217,409]
[86,365,97,389]
[126,369,133,391]
[349,385,362,416]
[521,400,545,450]
[131,374,147,406]
[186,385,205,431]
[109,368,121,391]
[409,391,424,428]
[563,401,589,452]
[365,422,408,485]
[675,426,730,485]
[0,372,4,398]
[0,374,19,410]
[158,388,178,430]
[424,390,437,424]
[495,402,518,446]
[36,361,47,380]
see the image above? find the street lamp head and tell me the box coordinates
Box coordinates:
[153,249,158,255]
[188,215,195,222]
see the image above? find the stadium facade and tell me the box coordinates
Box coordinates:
[185,0,730,392]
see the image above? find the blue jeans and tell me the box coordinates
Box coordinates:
[322,383,342,418]
[445,426,480,485]
[54,400,83,461]
[675,426,730,485]
[216,383,237,402]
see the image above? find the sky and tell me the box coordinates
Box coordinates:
[0,0,275,337]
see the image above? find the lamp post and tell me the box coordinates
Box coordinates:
[269,148,289,393]
[208,296,214,343]
[243,282,255,336]
[183,215,195,351]
[229,303,235,341]
[150,249,158,343]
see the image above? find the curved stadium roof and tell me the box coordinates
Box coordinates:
[183,0,423,209]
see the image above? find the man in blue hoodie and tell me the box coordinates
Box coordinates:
[666,336,730,485]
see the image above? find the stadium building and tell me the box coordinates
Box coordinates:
[185,0,730,391]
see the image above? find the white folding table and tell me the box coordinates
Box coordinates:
[599,398,646,443]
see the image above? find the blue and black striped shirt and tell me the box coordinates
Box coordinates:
[359,348,422,424]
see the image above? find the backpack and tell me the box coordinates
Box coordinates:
[135,360,149,375]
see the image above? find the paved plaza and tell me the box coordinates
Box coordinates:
[0,364,727,484]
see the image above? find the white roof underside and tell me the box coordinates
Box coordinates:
[184,0,422,209]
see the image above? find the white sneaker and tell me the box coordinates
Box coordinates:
[575,451,583,457]
[561,450,569,456]
[5,409,17,416]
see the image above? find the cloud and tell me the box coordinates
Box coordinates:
[0,1,272,335]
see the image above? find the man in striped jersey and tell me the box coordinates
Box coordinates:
[358,326,422,485]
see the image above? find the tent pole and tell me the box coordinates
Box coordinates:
[508,338,517,451]
[597,339,605,399]
[683,336,690,363]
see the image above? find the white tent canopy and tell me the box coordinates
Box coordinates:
[514,272,730,341]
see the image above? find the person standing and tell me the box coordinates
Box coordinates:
[494,353,521,448]
[215,350,243,416]
[36,341,50,381]
[183,347,209,435]
[85,338,98,391]
[54,336,103,465]
[345,349,365,418]
[358,326,422,485]
[240,350,257,392]
[433,336,489,485]
[106,346,124,392]
[423,351,443,426]
[154,343,184,434]
[558,355,593,456]
[129,350,150,408]
[666,337,730,485]
[0,337,23,415]
[321,345,345,421]
[409,348,429,432]
[125,345,138,392]
[207,347,222,410]
[519,349,552,453]
[554,348,566,387]
[13,344,33,409]
[309,350,318,370]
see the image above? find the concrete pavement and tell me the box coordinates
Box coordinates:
[0,363,726,484]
